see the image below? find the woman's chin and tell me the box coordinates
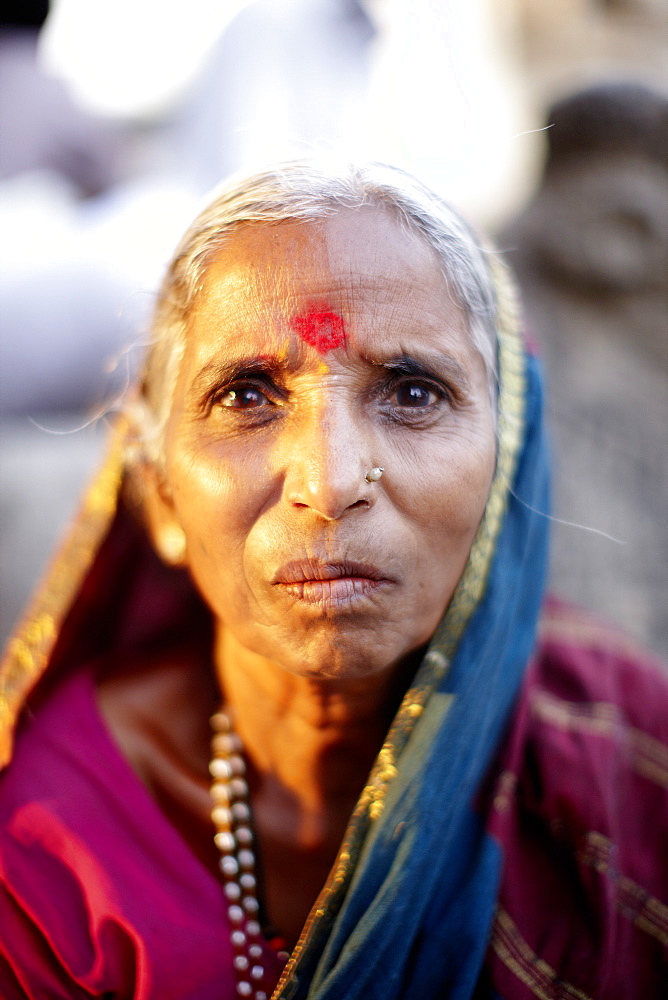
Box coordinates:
[254,626,426,685]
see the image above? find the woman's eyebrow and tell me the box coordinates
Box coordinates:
[371,353,472,395]
[191,355,290,394]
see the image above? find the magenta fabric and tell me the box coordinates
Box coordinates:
[0,666,285,1000]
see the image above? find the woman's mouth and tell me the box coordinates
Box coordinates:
[272,561,393,605]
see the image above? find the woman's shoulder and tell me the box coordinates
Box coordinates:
[0,667,134,996]
[0,665,111,820]
[0,664,160,919]
[534,595,668,714]
[483,597,668,999]
[512,596,668,769]
[488,598,668,823]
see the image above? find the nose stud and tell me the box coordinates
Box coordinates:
[365,467,384,483]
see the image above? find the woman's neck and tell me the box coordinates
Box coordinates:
[214,627,417,839]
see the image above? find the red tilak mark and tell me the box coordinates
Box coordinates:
[288,310,346,353]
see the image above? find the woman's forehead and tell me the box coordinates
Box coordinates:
[185,210,469,357]
[196,209,440,303]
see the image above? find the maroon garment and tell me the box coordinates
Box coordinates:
[0,667,285,999]
[484,600,668,999]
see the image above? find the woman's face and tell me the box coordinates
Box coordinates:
[158,208,496,680]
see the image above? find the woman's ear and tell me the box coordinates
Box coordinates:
[140,461,188,567]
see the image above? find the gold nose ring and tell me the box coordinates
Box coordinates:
[365,467,384,483]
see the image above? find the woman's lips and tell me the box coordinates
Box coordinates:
[272,560,394,605]
[273,560,387,583]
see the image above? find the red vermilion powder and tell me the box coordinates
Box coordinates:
[289,310,346,353]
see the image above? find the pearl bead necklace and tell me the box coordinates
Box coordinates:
[210,709,288,999]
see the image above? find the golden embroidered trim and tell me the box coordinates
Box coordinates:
[491,909,592,1000]
[0,419,127,767]
[577,832,668,947]
[432,256,526,663]
[531,689,668,789]
[356,257,527,824]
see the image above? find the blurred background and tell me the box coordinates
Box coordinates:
[1,0,666,655]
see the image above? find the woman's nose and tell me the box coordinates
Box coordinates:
[284,405,378,520]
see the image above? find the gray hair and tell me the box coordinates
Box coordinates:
[138,160,499,461]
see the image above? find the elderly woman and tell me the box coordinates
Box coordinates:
[0,163,665,1000]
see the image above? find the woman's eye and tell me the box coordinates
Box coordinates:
[393,382,439,408]
[219,385,271,409]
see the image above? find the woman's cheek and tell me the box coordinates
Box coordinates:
[408,435,495,532]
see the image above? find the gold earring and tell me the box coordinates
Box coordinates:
[158,524,186,565]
